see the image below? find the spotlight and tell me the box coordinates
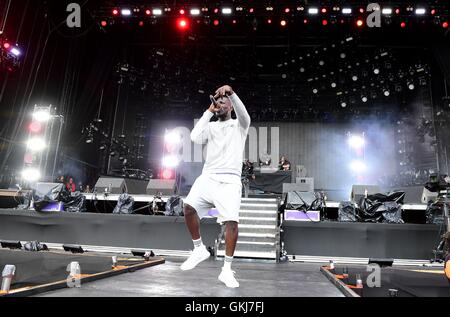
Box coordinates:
[383,89,390,96]
[21,167,41,182]
[400,22,406,28]
[190,9,200,16]
[331,82,337,88]
[85,135,94,144]
[112,9,119,15]
[431,9,436,15]
[356,19,364,27]
[382,8,392,15]
[179,9,185,15]
[443,21,449,29]
[408,81,415,90]
[362,96,368,102]
[32,109,51,122]
[222,8,232,15]
[321,8,327,14]
[373,68,380,75]
[341,101,347,108]
[322,19,328,26]
[312,88,318,94]
[121,9,132,16]
[350,160,367,173]
[213,20,219,26]
[27,137,46,151]
[162,155,180,168]
[145,9,151,15]
[352,75,358,81]
[165,131,182,145]
[101,21,107,27]
[348,135,365,149]
[308,8,319,15]
[28,121,42,133]
[177,18,189,30]
[280,20,287,27]
[284,8,290,13]
[342,8,352,14]
[153,9,162,16]
[162,169,174,179]
[3,42,10,49]
[10,47,21,56]
[415,8,426,15]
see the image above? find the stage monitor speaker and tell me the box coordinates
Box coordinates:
[421,187,438,204]
[146,179,176,196]
[296,177,314,189]
[33,182,63,197]
[296,165,307,178]
[351,185,380,204]
[283,182,313,193]
[94,177,126,194]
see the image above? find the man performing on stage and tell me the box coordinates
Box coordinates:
[180,85,251,288]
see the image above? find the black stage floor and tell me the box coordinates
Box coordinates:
[35,257,344,297]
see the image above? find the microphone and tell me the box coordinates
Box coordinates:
[210,95,219,116]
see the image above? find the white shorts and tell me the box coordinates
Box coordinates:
[184,174,242,224]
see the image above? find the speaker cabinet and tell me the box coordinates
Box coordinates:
[146,179,176,196]
[351,185,380,203]
[283,182,313,193]
[94,177,126,194]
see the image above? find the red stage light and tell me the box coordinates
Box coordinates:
[145,9,151,15]
[29,122,42,134]
[395,8,400,14]
[232,20,237,24]
[400,22,406,28]
[101,21,107,27]
[280,20,287,27]
[285,8,290,13]
[321,8,327,13]
[322,19,328,26]
[443,21,449,28]
[162,169,174,179]
[214,8,219,14]
[213,20,219,26]
[356,19,364,27]
[139,21,144,27]
[112,9,119,15]
[249,8,254,13]
[267,19,272,24]
[177,18,189,30]
[303,19,308,24]
[179,9,185,15]
[359,8,364,13]
[3,42,10,49]
[431,9,436,15]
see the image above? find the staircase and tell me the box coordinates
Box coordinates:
[215,197,280,261]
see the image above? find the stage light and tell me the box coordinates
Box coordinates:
[222,8,232,15]
[165,131,182,145]
[112,9,119,15]
[350,160,367,173]
[362,96,368,103]
[312,88,318,94]
[400,22,406,28]
[303,19,308,24]
[3,42,10,49]
[249,8,254,13]
[27,137,46,151]
[162,155,180,168]
[28,121,42,133]
[177,18,189,30]
[382,8,392,15]
[153,9,162,16]
[331,82,337,88]
[308,8,318,15]
[284,8,290,13]
[179,9,185,15]
[356,19,364,27]
[280,20,287,27]
[21,167,41,182]
[267,19,272,24]
[101,21,107,27]
[121,9,132,16]
[342,8,352,14]
[352,75,358,81]
[190,9,200,16]
[431,9,436,15]
[395,8,400,14]
[321,8,327,14]
[415,8,426,15]
[139,21,144,27]
[383,89,390,96]
[443,21,449,29]
[322,19,328,26]
[373,68,380,75]
[341,101,347,108]
[348,135,365,149]
[162,169,174,180]
[408,81,415,90]
[32,109,51,122]
[10,47,21,56]
[213,20,220,26]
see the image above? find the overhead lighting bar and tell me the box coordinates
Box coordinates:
[342,8,352,14]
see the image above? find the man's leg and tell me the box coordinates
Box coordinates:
[218,221,240,288]
[180,204,210,271]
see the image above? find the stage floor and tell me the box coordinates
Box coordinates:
[35,257,344,297]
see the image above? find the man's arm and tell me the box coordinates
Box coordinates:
[190,104,217,144]
[215,85,251,130]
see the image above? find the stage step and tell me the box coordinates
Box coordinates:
[241,198,278,204]
[216,249,277,259]
[239,203,278,211]
[239,217,278,226]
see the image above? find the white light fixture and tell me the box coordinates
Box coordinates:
[27,137,46,152]
[21,167,41,182]
[308,8,319,15]
[415,8,426,15]
[222,8,232,15]
[348,135,365,149]
[162,155,180,168]
[382,8,392,15]
[153,8,162,15]
[32,109,51,122]
[342,8,352,14]
[164,131,182,145]
[121,9,132,16]
[350,160,367,173]
[190,8,200,16]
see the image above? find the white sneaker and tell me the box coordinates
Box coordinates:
[218,268,239,288]
[180,246,210,271]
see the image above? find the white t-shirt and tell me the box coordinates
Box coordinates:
[191,93,251,184]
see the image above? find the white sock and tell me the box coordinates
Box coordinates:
[193,238,203,249]
[223,255,233,270]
